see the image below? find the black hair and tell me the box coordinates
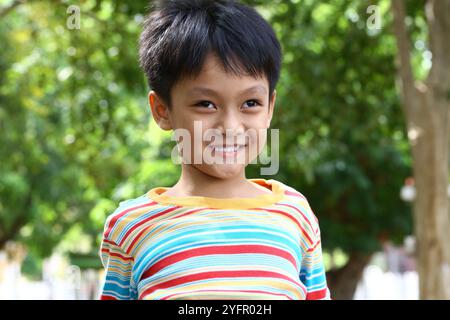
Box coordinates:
[138,0,282,108]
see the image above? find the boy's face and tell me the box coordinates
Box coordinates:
[149,53,276,180]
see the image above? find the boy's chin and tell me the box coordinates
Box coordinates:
[194,163,246,180]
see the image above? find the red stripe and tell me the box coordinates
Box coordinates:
[161,289,292,300]
[100,295,119,300]
[140,244,297,280]
[105,201,158,238]
[119,205,182,247]
[277,203,314,230]
[124,207,206,255]
[101,248,134,261]
[103,238,117,246]
[306,288,328,300]
[283,190,319,224]
[139,270,301,299]
[171,207,208,219]
[252,208,314,244]
[306,240,321,253]
[284,190,306,200]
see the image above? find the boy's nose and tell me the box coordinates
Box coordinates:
[216,109,245,136]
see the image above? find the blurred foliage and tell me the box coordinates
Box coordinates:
[0,0,179,270]
[0,0,430,272]
[21,252,43,281]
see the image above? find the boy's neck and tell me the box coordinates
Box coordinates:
[165,164,270,199]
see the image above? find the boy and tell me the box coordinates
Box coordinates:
[99,0,331,300]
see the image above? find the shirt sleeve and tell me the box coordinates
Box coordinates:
[299,226,332,300]
[98,238,136,300]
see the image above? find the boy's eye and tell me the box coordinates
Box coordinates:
[243,100,262,108]
[194,101,216,109]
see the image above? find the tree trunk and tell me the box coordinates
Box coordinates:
[326,252,373,300]
[392,0,450,299]
[412,88,450,299]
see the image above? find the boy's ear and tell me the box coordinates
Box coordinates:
[148,91,172,131]
[266,89,277,128]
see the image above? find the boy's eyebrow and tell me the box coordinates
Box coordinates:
[187,85,267,97]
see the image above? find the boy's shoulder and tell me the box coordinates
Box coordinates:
[271,179,321,235]
[101,193,160,247]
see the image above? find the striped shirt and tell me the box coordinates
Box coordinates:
[99,178,331,300]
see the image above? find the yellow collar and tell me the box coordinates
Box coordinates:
[146,178,285,209]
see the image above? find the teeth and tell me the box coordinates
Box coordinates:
[212,145,243,152]
[216,146,237,152]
